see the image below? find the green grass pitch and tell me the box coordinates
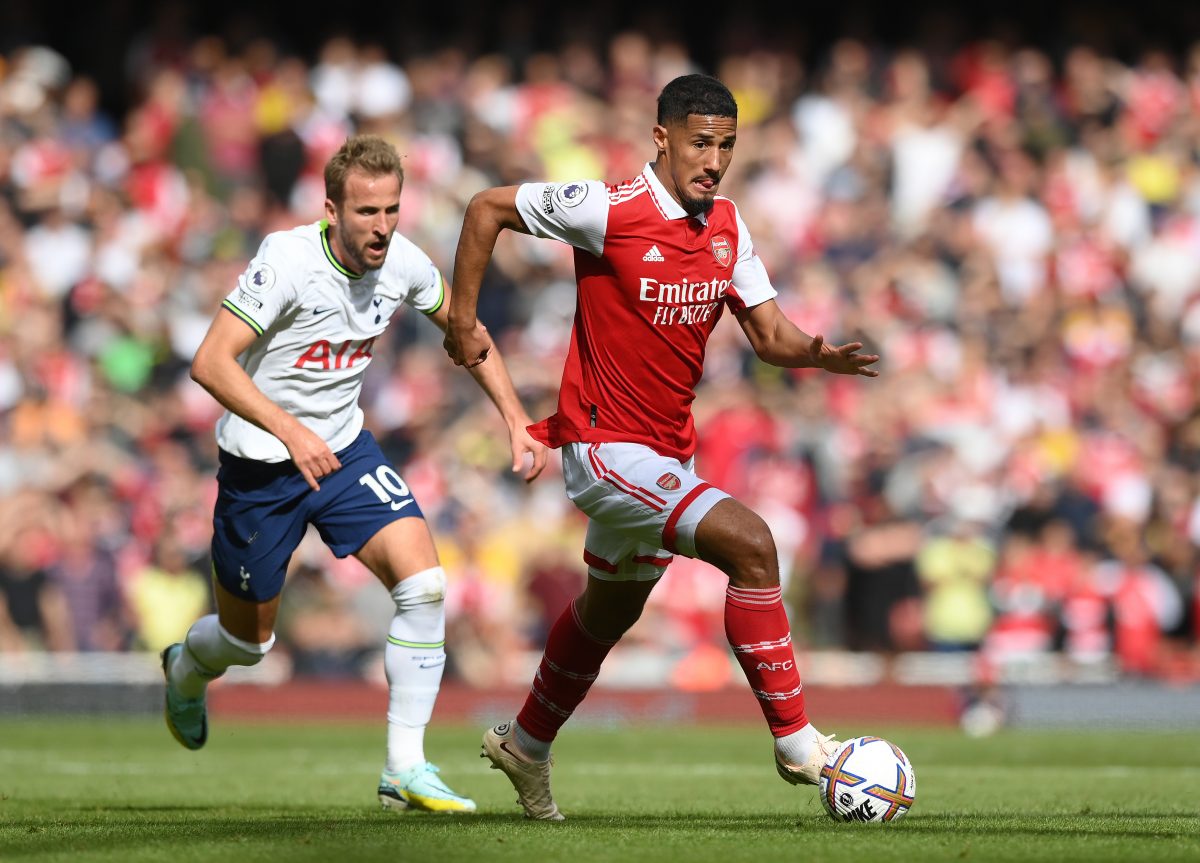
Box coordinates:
[1,718,1197,862]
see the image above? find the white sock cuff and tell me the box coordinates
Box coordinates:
[217,623,275,658]
[774,723,818,765]
[390,567,447,610]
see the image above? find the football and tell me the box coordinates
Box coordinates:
[819,736,917,823]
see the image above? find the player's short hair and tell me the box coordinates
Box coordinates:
[324,135,404,205]
[656,74,738,125]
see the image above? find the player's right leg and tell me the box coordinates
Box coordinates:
[486,442,683,818]
[485,573,655,820]
[481,720,563,821]
[163,453,306,750]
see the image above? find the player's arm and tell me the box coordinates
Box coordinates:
[444,186,530,369]
[191,310,341,490]
[427,299,547,482]
[735,299,880,377]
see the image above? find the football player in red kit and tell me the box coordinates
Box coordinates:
[444,74,879,820]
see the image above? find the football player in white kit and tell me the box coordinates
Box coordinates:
[161,135,546,813]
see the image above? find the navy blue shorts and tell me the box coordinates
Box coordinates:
[210,430,424,601]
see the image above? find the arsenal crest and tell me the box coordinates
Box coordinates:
[656,473,681,491]
[711,235,732,268]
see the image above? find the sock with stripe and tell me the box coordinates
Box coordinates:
[514,599,618,755]
[725,584,809,737]
[169,614,273,699]
[385,567,448,773]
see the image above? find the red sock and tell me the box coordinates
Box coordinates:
[516,599,618,742]
[725,585,808,736]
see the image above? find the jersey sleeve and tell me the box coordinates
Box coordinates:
[221,233,300,336]
[514,180,608,257]
[391,235,446,315]
[725,205,778,312]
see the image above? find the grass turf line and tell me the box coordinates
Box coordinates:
[1,719,1197,863]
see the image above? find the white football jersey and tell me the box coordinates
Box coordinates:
[216,220,445,462]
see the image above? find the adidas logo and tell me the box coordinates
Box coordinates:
[642,245,665,262]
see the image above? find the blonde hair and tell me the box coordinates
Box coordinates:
[324,135,404,205]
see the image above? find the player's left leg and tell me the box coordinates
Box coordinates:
[313,430,473,813]
[505,457,679,763]
[485,571,656,821]
[354,519,474,813]
[513,572,657,757]
[691,498,837,784]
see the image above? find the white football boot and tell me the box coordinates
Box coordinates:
[481,721,564,821]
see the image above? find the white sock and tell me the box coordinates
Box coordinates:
[385,567,447,774]
[774,722,820,766]
[169,614,274,699]
[514,721,552,762]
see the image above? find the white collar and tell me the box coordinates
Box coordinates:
[642,163,708,225]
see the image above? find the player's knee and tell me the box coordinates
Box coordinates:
[391,566,447,611]
[724,524,779,589]
[576,590,650,641]
[217,623,274,666]
[581,611,638,642]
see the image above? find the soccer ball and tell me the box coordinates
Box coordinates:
[818,736,916,823]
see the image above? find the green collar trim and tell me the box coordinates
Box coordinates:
[319,219,363,280]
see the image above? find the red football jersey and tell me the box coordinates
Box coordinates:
[514,165,777,461]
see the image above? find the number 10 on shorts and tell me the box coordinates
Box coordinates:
[359,466,413,511]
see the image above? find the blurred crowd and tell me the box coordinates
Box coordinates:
[1,17,1198,688]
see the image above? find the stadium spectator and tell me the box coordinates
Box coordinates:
[274,562,376,678]
[1090,520,1185,674]
[916,511,998,651]
[0,490,74,652]
[126,530,210,653]
[45,477,133,652]
[985,519,1086,661]
[839,487,924,654]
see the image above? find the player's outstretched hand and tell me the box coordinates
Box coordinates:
[444,320,493,369]
[510,423,548,483]
[808,334,880,377]
[282,424,342,491]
